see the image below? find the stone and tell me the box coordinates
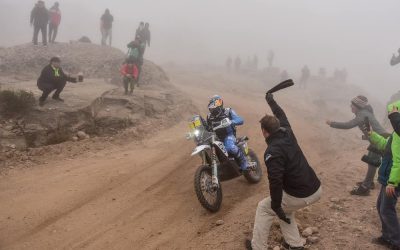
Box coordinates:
[302,227,314,237]
[77,131,87,140]
[311,227,319,234]
[307,236,320,244]
[72,136,79,142]
[273,246,280,250]
[216,220,224,226]
[330,197,340,203]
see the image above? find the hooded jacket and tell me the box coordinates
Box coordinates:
[369,101,400,187]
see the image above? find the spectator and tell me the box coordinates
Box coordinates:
[326,96,388,196]
[367,101,400,250]
[100,9,114,46]
[143,23,151,48]
[246,93,321,250]
[120,58,139,95]
[37,57,77,106]
[299,65,310,89]
[30,0,49,46]
[48,2,61,43]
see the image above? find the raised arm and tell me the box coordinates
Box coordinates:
[266,93,290,128]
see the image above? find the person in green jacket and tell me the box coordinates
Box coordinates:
[326,95,388,196]
[366,101,400,250]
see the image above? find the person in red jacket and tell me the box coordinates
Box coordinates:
[48,2,61,43]
[120,58,139,95]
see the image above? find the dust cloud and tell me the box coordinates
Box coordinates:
[0,0,399,101]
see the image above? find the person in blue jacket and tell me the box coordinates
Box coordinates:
[206,95,248,171]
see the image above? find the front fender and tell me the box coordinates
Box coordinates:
[191,145,211,156]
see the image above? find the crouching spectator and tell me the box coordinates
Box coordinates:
[367,101,400,250]
[120,58,139,95]
[37,57,77,106]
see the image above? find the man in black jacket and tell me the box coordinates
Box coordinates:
[30,1,49,46]
[246,93,322,250]
[37,57,77,106]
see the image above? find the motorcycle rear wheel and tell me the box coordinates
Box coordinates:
[194,165,222,212]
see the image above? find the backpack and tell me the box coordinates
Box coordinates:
[127,47,140,60]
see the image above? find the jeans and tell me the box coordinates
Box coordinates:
[123,76,136,93]
[48,23,59,43]
[101,28,112,46]
[33,24,47,45]
[38,80,66,102]
[223,134,247,170]
[362,151,380,189]
[251,187,322,250]
[377,185,400,247]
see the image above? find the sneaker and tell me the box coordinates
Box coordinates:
[245,239,252,250]
[52,96,64,102]
[356,181,375,190]
[350,184,370,196]
[371,236,391,247]
[282,241,304,250]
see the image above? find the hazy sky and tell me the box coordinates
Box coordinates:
[0,0,399,101]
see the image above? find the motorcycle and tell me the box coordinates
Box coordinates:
[187,115,262,212]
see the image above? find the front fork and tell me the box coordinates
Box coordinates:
[210,135,219,189]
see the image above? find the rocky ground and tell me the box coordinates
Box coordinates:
[0,44,397,250]
[0,44,195,172]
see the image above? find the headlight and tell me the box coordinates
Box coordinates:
[194,130,200,137]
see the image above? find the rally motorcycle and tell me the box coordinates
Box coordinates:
[187,115,262,212]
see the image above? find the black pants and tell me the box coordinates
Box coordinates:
[33,24,47,45]
[48,23,58,43]
[38,81,66,102]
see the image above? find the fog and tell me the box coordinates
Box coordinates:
[1,0,399,102]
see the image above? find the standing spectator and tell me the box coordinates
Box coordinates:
[246,93,322,250]
[318,67,327,79]
[367,102,400,250]
[37,57,77,106]
[127,36,144,84]
[299,65,310,89]
[100,9,114,46]
[234,56,241,73]
[253,55,259,71]
[326,96,388,196]
[48,2,61,43]
[135,22,145,40]
[267,50,275,68]
[143,23,151,48]
[226,56,232,72]
[30,0,49,46]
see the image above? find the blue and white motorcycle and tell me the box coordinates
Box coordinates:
[187,115,262,212]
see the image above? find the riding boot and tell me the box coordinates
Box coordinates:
[235,149,248,171]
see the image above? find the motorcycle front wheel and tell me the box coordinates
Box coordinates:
[194,165,222,212]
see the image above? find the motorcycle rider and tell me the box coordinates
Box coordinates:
[206,95,249,172]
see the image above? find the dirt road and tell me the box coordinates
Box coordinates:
[0,68,387,250]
